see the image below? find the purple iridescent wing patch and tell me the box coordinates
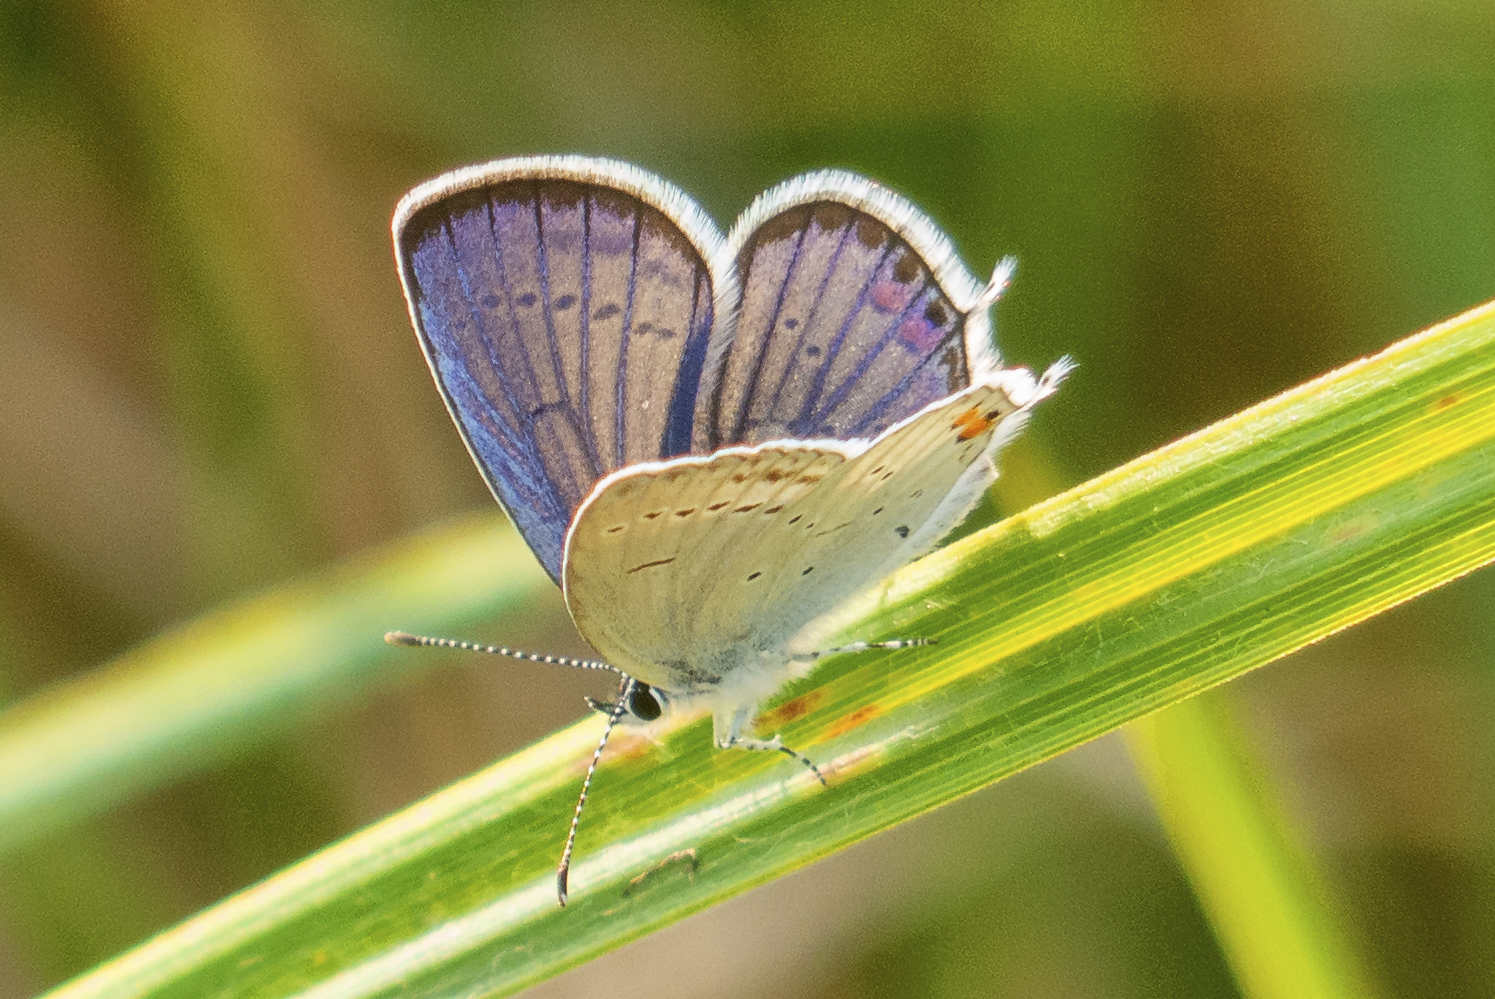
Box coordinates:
[699,200,970,451]
[397,175,716,581]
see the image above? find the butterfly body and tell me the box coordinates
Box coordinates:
[392,156,1069,901]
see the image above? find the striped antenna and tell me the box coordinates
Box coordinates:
[556,674,633,906]
[384,631,621,672]
[387,629,632,906]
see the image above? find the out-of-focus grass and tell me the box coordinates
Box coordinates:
[1130,695,1375,999]
[35,299,1495,999]
[0,516,546,856]
[5,1,1495,995]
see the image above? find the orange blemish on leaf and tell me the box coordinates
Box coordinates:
[759,690,824,727]
[598,730,656,765]
[1434,393,1461,410]
[824,703,882,739]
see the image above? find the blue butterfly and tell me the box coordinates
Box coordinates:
[389,156,1069,904]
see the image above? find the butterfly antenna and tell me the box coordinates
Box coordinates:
[556,674,632,907]
[384,631,621,673]
[975,255,1018,310]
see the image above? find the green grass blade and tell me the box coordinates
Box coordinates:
[44,299,1495,999]
[0,516,547,856]
[1127,695,1376,999]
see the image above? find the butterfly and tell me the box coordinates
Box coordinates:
[387,156,1070,904]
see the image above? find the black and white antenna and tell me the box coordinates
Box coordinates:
[386,630,630,906]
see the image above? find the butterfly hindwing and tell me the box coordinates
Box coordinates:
[395,158,724,580]
[564,366,1058,696]
[696,172,1004,453]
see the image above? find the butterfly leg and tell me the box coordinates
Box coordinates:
[714,707,826,787]
[790,637,937,662]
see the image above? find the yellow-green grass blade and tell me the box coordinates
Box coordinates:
[46,299,1495,999]
[1128,694,1376,999]
[0,515,547,856]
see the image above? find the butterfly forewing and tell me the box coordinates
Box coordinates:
[697,175,993,453]
[396,162,721,580]
[564,370,1047,694]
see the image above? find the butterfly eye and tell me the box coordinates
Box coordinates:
[628,682,663,722]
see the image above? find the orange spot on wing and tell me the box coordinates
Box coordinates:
[824,703,882,739]
[952,406,993,440]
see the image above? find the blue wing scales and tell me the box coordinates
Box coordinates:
[699,180,993,452]
[395,162,721,581]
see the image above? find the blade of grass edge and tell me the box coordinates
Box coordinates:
[43,298,1495,999]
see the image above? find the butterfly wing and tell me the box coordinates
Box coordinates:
[394,157,730,581]
[694,172,1010,453]
[564,363,1067,700]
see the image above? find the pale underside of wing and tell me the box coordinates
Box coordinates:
[396,164,720,581]
[563,366,1056,706]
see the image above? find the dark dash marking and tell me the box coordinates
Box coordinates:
[734,503,762,513]
[788,515,802,524]
[747,571,762,581]
[644,511,663,520]
[675,508,696,517]
[628,558,676,574]
[802,566,814,575]
[764,505,783,514]
[707,501,729,511]
[873,507,884,515]
[606,525,626,534]
[593,303,621,321]
[893,251,920,284]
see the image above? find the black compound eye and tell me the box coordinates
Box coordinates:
[628,682,662,722]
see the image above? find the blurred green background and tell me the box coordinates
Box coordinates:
[1,1,1492,996]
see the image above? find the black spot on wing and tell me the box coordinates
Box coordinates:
[628,557,676,574]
